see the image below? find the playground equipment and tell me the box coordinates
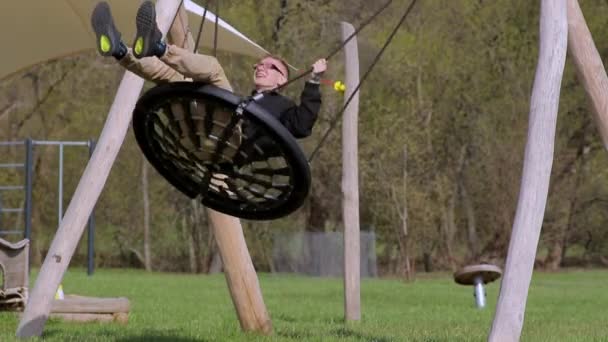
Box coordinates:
[454,264,502,309]
[16,2,272,337]
[0,142,128,321]
[50,295,129,323]
[0,237,29,311]
[0,139,96,275]
[8,0,605,341]
[132,82,311,220]
[11,0,401,336]
[340,21,362,322]
[0,140,34,241]
[490,0,608,340]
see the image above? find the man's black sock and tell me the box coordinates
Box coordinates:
[154,41,167,58]
[113,41,128,60]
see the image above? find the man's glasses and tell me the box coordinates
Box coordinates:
[253,62,285,77]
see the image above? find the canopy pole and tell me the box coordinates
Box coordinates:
[340,21,361,322]
[168,4,272,335]
[15,0,182,338]
[566,0,608,150]
[488,1,567,341]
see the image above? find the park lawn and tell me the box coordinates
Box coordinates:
[0,268,607,341]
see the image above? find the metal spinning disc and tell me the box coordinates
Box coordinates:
[132,82,310,220]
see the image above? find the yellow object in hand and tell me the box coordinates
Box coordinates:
[333,81,346,92]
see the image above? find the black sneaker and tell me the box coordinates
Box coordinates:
[133,1,166,58]
[91,2,126,58]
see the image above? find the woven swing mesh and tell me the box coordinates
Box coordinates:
[133,83,310,220]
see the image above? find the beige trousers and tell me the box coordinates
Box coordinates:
[119,44,233,91]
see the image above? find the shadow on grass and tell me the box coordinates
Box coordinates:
[277,329,314,339]
[276,326,394,342]
[334,327,467,342]
[43,327,208,342]
[116,335,208,342]
[332,327,393,342]
[274,313,297,323]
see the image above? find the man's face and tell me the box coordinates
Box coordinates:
[253,57,288,90]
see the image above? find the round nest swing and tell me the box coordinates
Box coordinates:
[132,82,311,220]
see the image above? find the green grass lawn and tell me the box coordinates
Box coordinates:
[0,268,607,341]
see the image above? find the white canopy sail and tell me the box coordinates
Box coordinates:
[1,0,268,80]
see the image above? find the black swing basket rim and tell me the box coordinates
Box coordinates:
[132,82,311,220]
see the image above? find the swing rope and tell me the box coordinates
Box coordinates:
[307,0,418,162]
[213,1,219,57]
[193,0,209,52]
[168,0,186,47]
[192,0,219,57]
[135,0,416,219]
[273,0,396,93]
[187,0,417,162]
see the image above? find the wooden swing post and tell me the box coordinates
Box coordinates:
[488,1,568,341]
[15,1,182,338]
[566,0,608,149]
[341,21,361,322]
[166,4,272,335]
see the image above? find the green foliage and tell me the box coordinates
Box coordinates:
[3,0,608,273]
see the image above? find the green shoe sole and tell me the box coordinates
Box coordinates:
[133,1,163,59]
[91,2,122,57]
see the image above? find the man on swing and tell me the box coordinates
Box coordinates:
[91,1,328,139]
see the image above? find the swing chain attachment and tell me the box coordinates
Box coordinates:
[235,92,265,116]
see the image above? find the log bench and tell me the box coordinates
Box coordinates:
[50,294,130,323]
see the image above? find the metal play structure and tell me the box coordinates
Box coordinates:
[0,139,96,275]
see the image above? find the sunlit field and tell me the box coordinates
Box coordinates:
[0,269,607,341]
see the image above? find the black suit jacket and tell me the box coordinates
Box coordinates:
[237,82,321,162]
[253,81,322,138]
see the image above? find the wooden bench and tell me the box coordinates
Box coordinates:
[50,294,130,323]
